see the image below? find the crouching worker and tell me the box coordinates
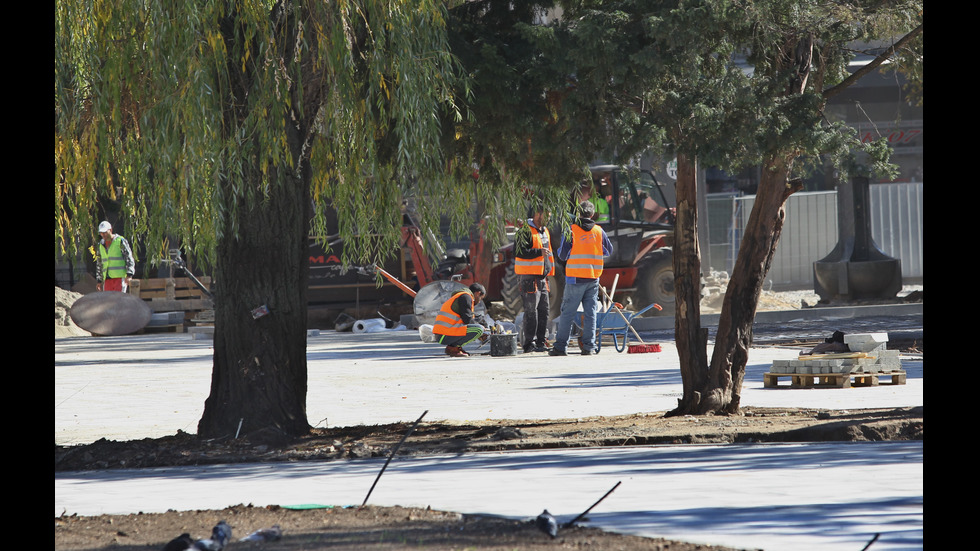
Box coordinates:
[433,283,488,357]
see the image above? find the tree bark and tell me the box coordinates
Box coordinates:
[198,162,313,439]
[199,4,314,439]
[669,152,709,415]
[699,155,802,414]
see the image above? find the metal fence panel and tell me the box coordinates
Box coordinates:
[706,183,922,289]
[870,182,923,281]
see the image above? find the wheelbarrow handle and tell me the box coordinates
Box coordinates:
[599,286,645,344]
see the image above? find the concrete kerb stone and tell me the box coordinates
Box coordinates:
[768,329,906,376]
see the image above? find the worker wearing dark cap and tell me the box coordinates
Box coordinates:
[432,283,488,357]
[550,200,612,356]
[514,203,554,353]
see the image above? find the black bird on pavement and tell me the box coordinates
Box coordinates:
[161,533,194,551]
[536,509,559,538]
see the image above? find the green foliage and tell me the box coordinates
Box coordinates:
[56,0,922,274]
[54,0,486,274]
[557,0,921,182]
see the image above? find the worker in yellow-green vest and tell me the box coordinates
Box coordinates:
[96,220,135,293]
[575,179,610,223]
[549,200,612,357]
[514,202,555,354]
[432,283,489,357]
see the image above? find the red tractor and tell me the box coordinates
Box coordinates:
[500,165,676,317]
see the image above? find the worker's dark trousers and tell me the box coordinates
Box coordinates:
[438,324,485,348]
[520,275,550,349]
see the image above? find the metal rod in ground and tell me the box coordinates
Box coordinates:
[361,410,428,507]
[562,481,622,528]
[860,533,880,551]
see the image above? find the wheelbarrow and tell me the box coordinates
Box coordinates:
[595,302,660,352]
[595,285,662,353]
[570,300,661,353]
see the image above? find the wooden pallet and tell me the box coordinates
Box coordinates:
[133,277,212,300]
[763,370,907,389]
[133,277,214,329]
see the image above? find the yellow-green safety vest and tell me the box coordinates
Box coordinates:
[99,238,128,280]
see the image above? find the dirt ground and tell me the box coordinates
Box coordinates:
[55,405,922,551]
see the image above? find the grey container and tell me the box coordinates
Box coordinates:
[490,333,517,356]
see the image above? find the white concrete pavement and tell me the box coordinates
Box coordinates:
[55,328,924,551]
[55,330,923,445]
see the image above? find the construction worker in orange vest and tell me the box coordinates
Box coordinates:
[432,283,488,357]
[514,203,555,353]
[549,200,612,356]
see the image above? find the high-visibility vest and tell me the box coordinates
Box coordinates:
[99,237,128,280]
[433,290,472,336]
[564,225,604,279]
[514,226,555,276]
[594,196,610,223]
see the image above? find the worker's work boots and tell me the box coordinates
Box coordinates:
[445,345,469,357]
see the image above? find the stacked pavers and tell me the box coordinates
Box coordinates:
[770,333,902,375]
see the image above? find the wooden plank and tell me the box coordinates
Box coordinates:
[140,289,208,299]
[138,276,212,288]
[136,277,212,297]
[137,275,213,314]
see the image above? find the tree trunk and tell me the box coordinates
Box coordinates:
[699,154,802,414]
[669,152,709,415]
[197,4,315,440]
[198,162,313,439]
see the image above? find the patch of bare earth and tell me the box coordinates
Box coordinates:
[56,406,921,551]
[56,503,752,551]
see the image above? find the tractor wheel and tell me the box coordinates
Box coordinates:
[500,263,523,318]
[502,261,564,320]
[634,249,675,316]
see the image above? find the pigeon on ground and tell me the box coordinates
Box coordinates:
[162,533,194,551]
[192,520,232,550]
[239,524,283,542]
[535,509,559,538]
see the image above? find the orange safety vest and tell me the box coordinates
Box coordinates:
[514,226,555,276]
[433,290,472,336]
[564,225,604,278]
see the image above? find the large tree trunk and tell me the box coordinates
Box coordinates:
[198,4,314,440]
[669,152,709,415]
[198,163,313,439]
[698,155,803,414]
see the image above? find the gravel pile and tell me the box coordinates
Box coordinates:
[55,286,91,338]
[700,269,921,313]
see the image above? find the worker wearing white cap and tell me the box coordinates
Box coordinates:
[96,221,135,292]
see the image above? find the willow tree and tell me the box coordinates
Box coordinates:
[55,0,485,439]
[558,0,922,415]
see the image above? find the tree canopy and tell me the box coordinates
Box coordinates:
[58,0,491,272]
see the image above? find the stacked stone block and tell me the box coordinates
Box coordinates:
[770,332,902,375]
